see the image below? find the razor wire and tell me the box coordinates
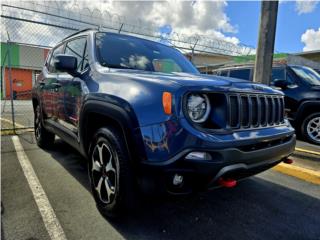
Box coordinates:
[0,0,255,56]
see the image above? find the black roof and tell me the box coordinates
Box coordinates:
[60,28,179,50]
[214,62,288,71]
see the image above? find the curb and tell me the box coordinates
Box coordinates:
[1,130,16,135]
[293,147,320,163]
[1,128,33,136]
[273,163,320,185]
[295,147,320,156]
[292,152,319,162]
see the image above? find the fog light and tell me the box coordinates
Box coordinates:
[173,174,184,186]
[185,152,211,160]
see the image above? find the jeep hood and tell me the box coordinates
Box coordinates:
[105,69,282,95]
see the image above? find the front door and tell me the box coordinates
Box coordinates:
[271,67,299,120]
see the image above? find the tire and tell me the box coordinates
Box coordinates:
[34,105,55,148]
[301,112,320,145]
[88,127,136,218]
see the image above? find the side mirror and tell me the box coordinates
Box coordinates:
[54,54,78,77]
[273,79,288,89]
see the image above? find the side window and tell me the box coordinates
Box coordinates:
[48,44,64,72]
[64,37,87,73]
[286,71,295,85]
[229,69,251,80]
[271,68,285,83]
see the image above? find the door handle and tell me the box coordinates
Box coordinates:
[52,83,62,88]
[52,83,62,92]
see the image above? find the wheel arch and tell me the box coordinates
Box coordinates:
[79,100,146,163]
[32,96,39,111]
[296,100,320,124]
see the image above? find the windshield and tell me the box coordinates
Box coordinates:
[95,32,199,74]
[291,66,320,86]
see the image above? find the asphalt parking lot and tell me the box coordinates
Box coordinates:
[1,100,34,130]
[1,132,320,240]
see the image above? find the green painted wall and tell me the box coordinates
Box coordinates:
[233,53,288,63]
[0,42,20,67]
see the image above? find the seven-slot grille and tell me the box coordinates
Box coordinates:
[228,94,285,129]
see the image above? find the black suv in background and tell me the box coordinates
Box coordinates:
[213,64,320,145]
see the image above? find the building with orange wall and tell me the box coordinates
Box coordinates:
[1,43,50,99]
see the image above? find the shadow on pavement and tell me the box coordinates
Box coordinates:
[38,138,320,240]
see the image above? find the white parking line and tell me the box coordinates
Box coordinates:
[11,136,67,240]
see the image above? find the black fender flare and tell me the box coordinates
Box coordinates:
[32,94,46,126]
[79,99,146,162]
[296,100,320,122]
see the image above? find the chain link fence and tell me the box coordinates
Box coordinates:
[1,41,40,131]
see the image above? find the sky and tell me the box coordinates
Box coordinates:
[225,1,320,53]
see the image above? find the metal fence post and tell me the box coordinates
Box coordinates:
[1,50,8,113]
[6,33,16,132]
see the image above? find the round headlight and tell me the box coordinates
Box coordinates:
[187,94,211,123]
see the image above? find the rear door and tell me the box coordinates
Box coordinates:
[40,44,65,120]
[56,37,89,134]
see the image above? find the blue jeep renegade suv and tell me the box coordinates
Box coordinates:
[32,29,296,217]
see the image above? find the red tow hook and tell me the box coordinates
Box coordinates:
[218,177,237,188]
[283,158,294,164]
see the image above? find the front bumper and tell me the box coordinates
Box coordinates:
[139,134,296,194]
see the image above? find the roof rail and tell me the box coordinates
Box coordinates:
[220,62,255,68]
[61,28,99,41]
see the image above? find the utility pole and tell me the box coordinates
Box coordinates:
[253,1,279,84]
